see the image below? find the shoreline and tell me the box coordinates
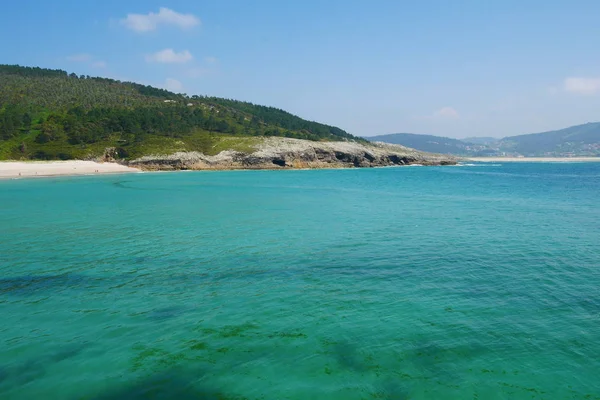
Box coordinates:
[3,156,598,180]
[1,138,458,179]
[466,157,600,163]
[127,137,457,170]
[0,161,140,180]
[0,159,451,180]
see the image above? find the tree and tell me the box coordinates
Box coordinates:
[22,113,32,132]
[216,120,231,133]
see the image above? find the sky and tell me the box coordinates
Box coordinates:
[1,0,600,138]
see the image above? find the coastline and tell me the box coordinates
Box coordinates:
[0,138,459,179]
[466,157,600,163]
[0,138,457,179]
[0,161,140,179]
[129,137,457,171]
[5,155,597,180]
[0,160,440,180]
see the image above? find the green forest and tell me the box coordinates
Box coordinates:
[0,65,362,160]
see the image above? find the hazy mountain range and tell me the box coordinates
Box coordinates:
[367,123,600,157]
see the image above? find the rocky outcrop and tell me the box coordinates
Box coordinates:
[98,147,130,163]
[128,137,457,171]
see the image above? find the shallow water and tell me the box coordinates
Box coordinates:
[1,163,599,399]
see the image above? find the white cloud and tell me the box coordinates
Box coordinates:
[121,7,200,33]
[434,106,460,119]
[165,78,183,92]
[146,49,193,64]
[67,54,92,62]
[564,77,600,95]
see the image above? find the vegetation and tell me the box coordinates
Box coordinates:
[0,64,363,160]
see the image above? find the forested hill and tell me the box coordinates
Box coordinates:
[0,65,361,160]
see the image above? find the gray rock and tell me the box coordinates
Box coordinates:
[128,137,457,170]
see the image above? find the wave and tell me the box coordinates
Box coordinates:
[458,163,503,167]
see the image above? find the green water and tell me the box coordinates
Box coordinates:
[1,163,599,399]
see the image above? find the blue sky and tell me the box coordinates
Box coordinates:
[2,0,600,138]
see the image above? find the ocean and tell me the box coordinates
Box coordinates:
[1,163,599,399]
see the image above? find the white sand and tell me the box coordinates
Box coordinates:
[467,157,600,163]
[0,161,140,179]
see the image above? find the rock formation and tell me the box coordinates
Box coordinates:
[128,137,457,170]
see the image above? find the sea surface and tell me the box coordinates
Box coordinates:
[1,163,599,399]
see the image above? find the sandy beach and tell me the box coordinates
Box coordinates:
[0,161,140,179]
[466,157,600,163]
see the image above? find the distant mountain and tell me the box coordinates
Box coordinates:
[368,123,600,157]
[366,133,488,155]
[461,137,499,145]
[500,122,600,156]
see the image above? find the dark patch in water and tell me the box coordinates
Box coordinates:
[112,181,142,191]
[0,344,88,390]
[267,331,308,339]
[111,181,180,192]
[212,269,274,282]
[323,337,488,398]
[133,256,153,264]
[0,274,87,296]
[0,366,9,384]
[372,379,411,400]
[205,323,259,339]
[148,305,189,321]
[49,345,87,363]
[576,296,600,316]
[399,339,490,387]
[130,346,189,373]
[0,359,46,388]
[187,340,207,351]
[168,272,210,285]
[87,369,248,400]
[331,341,367,372]
[406,342,449,377]
[327,340,383,373]
[325,340,410,399]
[120,346,255,399]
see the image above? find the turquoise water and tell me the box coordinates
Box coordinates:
[1,163,599,399]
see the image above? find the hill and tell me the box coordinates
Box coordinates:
[0,65,362,161]
[369,123,600,157]
[461,137,499,145]
[365,133,490,155]
[500,122,600,156]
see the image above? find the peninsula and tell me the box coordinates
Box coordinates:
[0,64,456,174]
